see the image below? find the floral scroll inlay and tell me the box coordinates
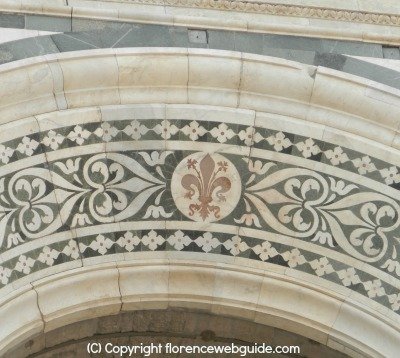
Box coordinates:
[171,153,241,222]
[239,158,400,264]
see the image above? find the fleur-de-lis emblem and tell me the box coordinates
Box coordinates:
[181,154,231,220]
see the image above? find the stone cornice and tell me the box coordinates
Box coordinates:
[97,0,400,27]
[2,0,400,44]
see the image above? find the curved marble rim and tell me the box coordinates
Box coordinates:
[0,48,400,150]
[0,260,398,358]
[1,26,400,93]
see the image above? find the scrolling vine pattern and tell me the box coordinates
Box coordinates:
[0,152,170,249]
[236,158,400,275]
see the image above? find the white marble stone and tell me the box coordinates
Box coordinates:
[58,51,120,108]
[33,263,121,332]
[0,286,43,355]
[0,28,58,45]
[0,260,398,356]
[188,49,242,108]
[116,48,188,105]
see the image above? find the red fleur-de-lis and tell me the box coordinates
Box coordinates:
[181,154,231,220]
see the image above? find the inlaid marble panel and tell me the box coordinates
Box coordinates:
[1,105,400,318]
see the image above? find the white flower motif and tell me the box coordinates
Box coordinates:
[95,122,119,142]
[223,236,249,256]
[296,138,320,158]
[181,121,207,141]
[238,127,254,146]
[352,156,376,175]
[380,166,400,185]
[234,213,261,228]
[337,267,361,287]
[167,230,192,250]
[153,120,179,140]
[62,240,80,260]
[37,246,59,266]
[71,213,92,227]
[138,151,172,166]
[0,266,12,285]
[311,231,335,247]
[253,131,263,143]
[54,158,81,175]
[17,137,39,156]
[381,258,400,276]
[195,232,220,253]
[388,293,400,311]
[117,232,140,252]
[42,130,64,150]
[141,230,165,251]
[246,159,275,175]
[7,232,24,248]
[143,205,173,219]
[210,123,235,143]
[252,241,278,261]
[123,120,149,140]
[237,127,262,146]
[67,125,91,145]
[329,178,358,195]
[266,131,291,151]
[363,279,385,298]
[281,248,306,268]
[15,255,35,274]
[0,144,13,164]
[310,257,334,276]
[89,234,113,255]
[324,146,349,166]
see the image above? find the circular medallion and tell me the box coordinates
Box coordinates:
[171,152,241,222]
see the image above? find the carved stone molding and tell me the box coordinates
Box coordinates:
[1,261,399,357]
[95,0,400,27]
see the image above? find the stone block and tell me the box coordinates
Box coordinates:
[208,30,234,51]
[0,14,24,29]
[25,15,71,32]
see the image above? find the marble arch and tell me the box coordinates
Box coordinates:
[0,48,400,357]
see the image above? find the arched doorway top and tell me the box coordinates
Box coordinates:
[1,48,400,357]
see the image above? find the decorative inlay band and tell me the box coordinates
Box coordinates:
[94,0,400,27]
[1,227,400,313]
[2,108,400,318]
[1,148,399,278]
[242,160,399,264]
[0,120,399,190]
